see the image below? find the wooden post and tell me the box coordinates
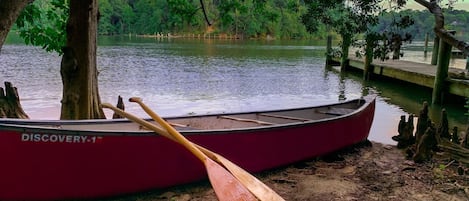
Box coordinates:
[363,37,374,81]
[325,35,332,69]
[424,33,429,58]
[466,55,469,70]
[112,95,125,119]
[432,31,454,105]
[340,36,352,71]
[431,36,440,65]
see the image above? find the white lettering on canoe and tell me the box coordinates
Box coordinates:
[21,133,102,144]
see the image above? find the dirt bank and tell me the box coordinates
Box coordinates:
[106,141,469,201]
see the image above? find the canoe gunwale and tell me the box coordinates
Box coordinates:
[0,96,375,136]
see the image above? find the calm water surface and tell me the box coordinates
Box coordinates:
[0,37,467,145]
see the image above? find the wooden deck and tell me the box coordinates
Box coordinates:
[332,57,469,98]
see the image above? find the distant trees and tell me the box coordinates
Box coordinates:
[96,0,313,39]
[375,9,469,41]
[415,0,468,56]
[5,0,469,43]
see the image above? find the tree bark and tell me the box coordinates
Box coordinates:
[0,82,29,119]
[60,0,104,120]
[414,0,469,55]
[0,0,33,53]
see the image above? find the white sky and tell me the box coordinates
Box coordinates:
[405,1,469,11]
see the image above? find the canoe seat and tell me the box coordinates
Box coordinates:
[219,116,274,125]
[316,107,355,116]
[258,113,312,122]
[139,122,198,131]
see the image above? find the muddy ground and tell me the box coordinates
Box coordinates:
[106,141,469,201]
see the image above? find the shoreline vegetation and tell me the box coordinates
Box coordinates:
[134,33,246,40]
[11,1,469,43]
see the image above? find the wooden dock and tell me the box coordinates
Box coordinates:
[332,57,469,98]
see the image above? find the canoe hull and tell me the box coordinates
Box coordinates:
[0,97,375,200]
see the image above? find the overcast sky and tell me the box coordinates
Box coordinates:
[405,1,469,11]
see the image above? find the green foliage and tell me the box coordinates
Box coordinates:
[98,0,135,35]
[302,0,383,59]
[16,0,68,54]
[95,0,311,39]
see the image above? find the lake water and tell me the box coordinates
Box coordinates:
[0,36,467,145]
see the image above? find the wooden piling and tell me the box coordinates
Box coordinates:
[424,33,429,58]
[431,36,440,65]
[432,31,454,105]
[325,35,332,69]
[363,37,374,81]
[466,55,469,70]
[112,95,125,119]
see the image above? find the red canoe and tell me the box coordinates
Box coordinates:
[0,96,375,201]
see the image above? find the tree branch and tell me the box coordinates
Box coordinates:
[199,0,212,26]
[414,0,469,55]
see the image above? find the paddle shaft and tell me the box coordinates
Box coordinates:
[128,97,285,201]
[101,103,208,161]
[101,103,257,201]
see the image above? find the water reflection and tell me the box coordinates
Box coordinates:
[0,37,467,145]
[336,68,467,145]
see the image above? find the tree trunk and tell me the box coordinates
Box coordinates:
[0,82,29,119]
[60,0,104,120]
[0,0,33,53]
[414,0,469,55]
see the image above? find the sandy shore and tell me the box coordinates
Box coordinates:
[97,141,468,201]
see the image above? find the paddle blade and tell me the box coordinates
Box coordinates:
[214,155,285,201]
[196,145,284,201]
[205,158,257,201]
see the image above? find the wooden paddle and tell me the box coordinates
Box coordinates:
[128,97,285,201]
[101,103,257,201]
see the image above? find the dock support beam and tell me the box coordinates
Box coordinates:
[466,56,469,70]
[432,31,454,105]
[325,35,333,69]
[431,36,440,65]
[363,37,374,81]
[424,33,429,57]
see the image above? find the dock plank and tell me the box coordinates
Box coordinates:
[333,57,469,97]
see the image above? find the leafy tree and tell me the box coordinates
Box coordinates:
[15,0,68,54]
[98,0,114,35]
[302,0,382,69]
[98,0,135,35]
[132,0,165,34]
[167,0,201,32]
[216,0,244,34]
